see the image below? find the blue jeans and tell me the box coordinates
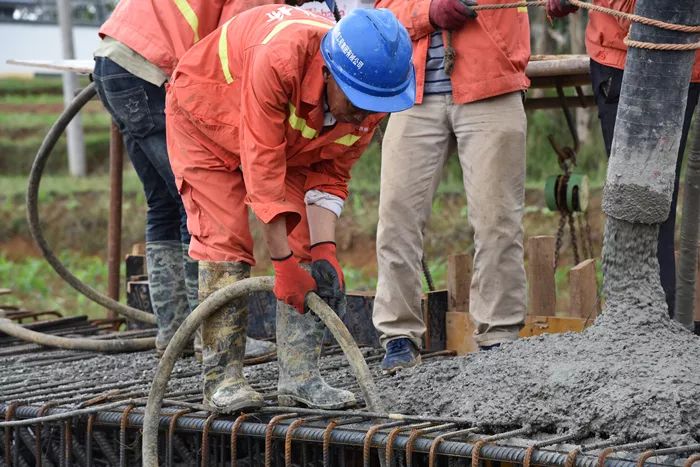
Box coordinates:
[591,59,700,316]
[93,56,189,244]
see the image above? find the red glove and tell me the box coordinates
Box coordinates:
[272,254,317,314]
[429,0,477,31]
[310,242,344,289]
[546,0,578,18]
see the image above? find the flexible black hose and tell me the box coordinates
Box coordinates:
[674,114,700,329]
[25,82,155,325]
[142,276,383,467]
[0,318,155,352]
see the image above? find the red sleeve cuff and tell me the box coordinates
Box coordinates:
[303,173,349,200]
[413,0,436,39]
[248,200,303,231]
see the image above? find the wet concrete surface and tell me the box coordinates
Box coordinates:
[2,221,698,447]
[377,219,700,444]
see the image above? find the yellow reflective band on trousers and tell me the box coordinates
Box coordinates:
[172,0,200,43]
[288,103,318,139]
[262,19,332,45]
[334,134,361,146]
[219,18,234,84]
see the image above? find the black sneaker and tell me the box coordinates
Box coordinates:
[380,338,421,374]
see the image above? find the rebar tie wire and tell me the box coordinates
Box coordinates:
[405,423,456,467]
[264,413,297,467]
[230,413,251,467]
[428,427,481,467]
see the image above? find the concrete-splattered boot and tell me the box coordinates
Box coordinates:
[147,241,191,355]
[276,301,356,409]
[186,246,276,362]
[182,243,205,362]
[200,261,263,412]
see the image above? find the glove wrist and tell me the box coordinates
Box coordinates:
[310,241,337,262]
[271,251,294,262]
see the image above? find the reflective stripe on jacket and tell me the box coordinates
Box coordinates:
[98,0,283,76]
[167,5,384,225]
[375,0,531,104]
[585,0,700,82]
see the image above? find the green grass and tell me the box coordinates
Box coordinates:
[0,251,120,320]
[0,76,91,95]
[1,171,144,198]
[0,112,111,131]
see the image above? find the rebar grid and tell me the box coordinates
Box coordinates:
[0,326,697,466]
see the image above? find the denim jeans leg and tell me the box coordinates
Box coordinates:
[93,56,188,243]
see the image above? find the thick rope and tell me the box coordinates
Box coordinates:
[444,0,700,74]
[567,0,700,34]
[623,37,700,51]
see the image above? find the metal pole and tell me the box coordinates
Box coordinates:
[107,121,124,317]
[674,117,700,330]
[602,0,700,223]
[56,0,86,176]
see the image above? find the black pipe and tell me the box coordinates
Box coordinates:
[25,82,155,325]
[602,0,700,223]
[675,115,700,330]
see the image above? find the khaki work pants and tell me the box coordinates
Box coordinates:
[373,92,527,348]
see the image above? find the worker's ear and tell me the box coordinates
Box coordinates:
[322,66,331,84]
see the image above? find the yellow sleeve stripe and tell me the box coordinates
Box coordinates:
[262,19,332,45]
[172,0,200,43]
[334,134,361,146]
[219,18,234,84]
[288,103,318,139]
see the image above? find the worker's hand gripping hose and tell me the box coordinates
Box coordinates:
[26,82,156,326]
[142,276,384,467]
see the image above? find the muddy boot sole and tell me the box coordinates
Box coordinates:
[380,354,422,375]
[277,394,357,410]
[205,398,264,414]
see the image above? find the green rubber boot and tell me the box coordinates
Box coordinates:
[276,299,356,409]
[146,241,191,355]
[185,245,276,362]
[200,261,263,413]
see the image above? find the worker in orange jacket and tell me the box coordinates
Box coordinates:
[372,0,531,372]
[166,5,415,412]
[548,0,700,322]
[93,0,315,358]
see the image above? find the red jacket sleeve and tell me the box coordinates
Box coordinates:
[304,117,384,199]
[239,46,302,226]
[374,0,434,41]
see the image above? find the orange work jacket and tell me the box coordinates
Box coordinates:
[375,0,531,104]
[167,5,384,225]
[99,0,283,77]
[585,0,700,82]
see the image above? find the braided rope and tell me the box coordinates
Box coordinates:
[443,0,700,74]
[624,37,700,51]
[568,0,700,33]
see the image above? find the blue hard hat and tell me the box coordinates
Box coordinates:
[320,8,415,113]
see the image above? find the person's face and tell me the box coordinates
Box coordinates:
[324,67,374,125]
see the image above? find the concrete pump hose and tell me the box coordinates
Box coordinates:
[142,276,384,467]
[0,318,155,352]
[26,81,155,325]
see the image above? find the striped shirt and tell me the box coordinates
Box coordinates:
[424,31,452,95]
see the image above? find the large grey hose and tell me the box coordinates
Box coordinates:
[0,318,154,352]
[26,82,155,325]
[142,276,383,467]
[675,115,700,329]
